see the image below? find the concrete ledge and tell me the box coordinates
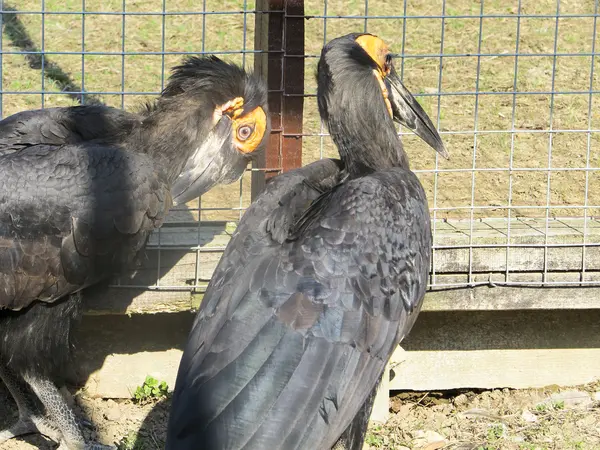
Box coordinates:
[82,284,600,316]
[73,313,194,399]
[73,310,600,399]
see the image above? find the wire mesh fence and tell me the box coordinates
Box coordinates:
[1,0,599,301]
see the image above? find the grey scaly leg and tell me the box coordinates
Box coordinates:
[0,364,63,444]
[22,373,116,450]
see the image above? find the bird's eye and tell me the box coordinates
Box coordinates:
[237,124,254,141]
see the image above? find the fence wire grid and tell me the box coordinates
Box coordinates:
[1,0,599,296]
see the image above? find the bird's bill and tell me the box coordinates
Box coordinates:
[170,119,235,206]
[387,67,449,159]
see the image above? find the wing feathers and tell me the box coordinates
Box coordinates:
[167,166,430,449]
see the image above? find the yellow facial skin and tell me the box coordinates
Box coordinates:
[231,106,267,154]
[356,35,394,118]
[216,97,267,154]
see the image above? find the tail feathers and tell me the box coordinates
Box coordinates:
[0,293,82,380]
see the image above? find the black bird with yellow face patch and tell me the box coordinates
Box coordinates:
[0,56,267,450]
[168,56,269,204]
[166,34,446,450]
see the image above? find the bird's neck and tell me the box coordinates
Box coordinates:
[127,107,211,183]
[329,117,410,178]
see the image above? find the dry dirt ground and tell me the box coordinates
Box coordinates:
[1,380,599,450]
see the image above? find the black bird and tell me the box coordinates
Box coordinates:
[165,33,448,450]
[0,55,268,449]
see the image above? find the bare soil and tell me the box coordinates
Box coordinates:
[1,381,599,450]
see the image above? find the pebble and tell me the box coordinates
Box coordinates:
[104,401,122,422]
[396,403,414,420]
[411,430,447,449]
[459,407,501,420]
[453,393,468,406]
[521,408,537,423]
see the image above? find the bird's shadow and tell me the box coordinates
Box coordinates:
[65,216,223,448]
[1,3,102,105]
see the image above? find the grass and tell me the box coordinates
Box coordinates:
[132,375,169,405]
[2,0,599,221]
[117,430,146,450]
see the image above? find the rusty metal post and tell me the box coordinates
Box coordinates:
[252,0,305,201]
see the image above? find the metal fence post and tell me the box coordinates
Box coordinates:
[252,0,305,201]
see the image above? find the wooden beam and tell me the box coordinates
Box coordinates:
[81,217,600,316]
[251,0,270,201]
[281,0,304,173]
[425,285,600,311]
[250,0,305,202]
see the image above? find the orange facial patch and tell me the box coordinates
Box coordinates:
[221,97,245,118]
[373,69,393,118]
[357,35,394,118]
[356,34,391,76]
[232,106,267,154]
[215,97,267,154]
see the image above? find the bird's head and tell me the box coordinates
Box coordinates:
[317,33,448,169]
[152,56,269,205]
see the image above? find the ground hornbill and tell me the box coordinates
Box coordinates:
[0,55,268,449]
[165,33,448,450]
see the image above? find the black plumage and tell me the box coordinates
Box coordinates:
[0,56,268,449]
[0,105,137,156]
[166,33,448,450]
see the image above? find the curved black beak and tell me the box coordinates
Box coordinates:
[170,118,249,205]
[387,66,449,159]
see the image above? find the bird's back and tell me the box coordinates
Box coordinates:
[166,163,431,450]
[0,105,140,155]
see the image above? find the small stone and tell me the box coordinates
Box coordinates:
[396,403,414,420]
[593,392,600,402]
[422,442,447,450]
[521,408,537,423]
[459,408,501,420]
[453,394,468,406]
[104,402,122,422]
[576,415,597,427]
[411,430,447,449]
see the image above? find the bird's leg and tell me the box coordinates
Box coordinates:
[0,364,63,444]
[22,373,115,450]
